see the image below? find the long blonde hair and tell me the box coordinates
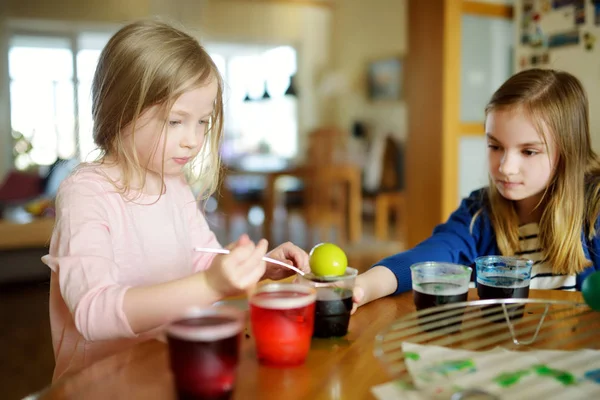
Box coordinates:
[482,68,600,275]
[91,19,224,199]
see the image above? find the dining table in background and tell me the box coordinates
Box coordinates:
[224,163,363,245]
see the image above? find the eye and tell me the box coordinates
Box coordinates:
[169,120,182,127]
[198,119,209,125]
[487,144,500,151]
[523,149,539,156]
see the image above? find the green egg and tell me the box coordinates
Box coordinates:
[582,271,600,312]
[309,243,348,277]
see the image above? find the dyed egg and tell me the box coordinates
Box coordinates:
[582,271,600,312]
[309,243,348,277]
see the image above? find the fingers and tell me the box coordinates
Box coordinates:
[300,257,311,273]
[246,239,268,274]
[249,239,268,278]
[228,237,264,261]
[296,246,311,273]
[256,238,268,252]
[225,234,251,250]
[237,234,251,246]
[226,238,268,287]
[276,242,311,272]
[353,286,365,303]
[351,286,364,315]
[238,259,266,288]
[206,236,271,297]
[227,239,314,285]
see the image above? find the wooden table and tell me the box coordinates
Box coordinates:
[38,289,584,400]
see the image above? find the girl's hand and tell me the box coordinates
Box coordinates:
[351,285,365,315]
[205,234,268,297]
[264,241,311,281]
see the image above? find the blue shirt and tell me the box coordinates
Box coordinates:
[376,189,600,295]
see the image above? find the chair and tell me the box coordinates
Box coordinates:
[215,166,265,235]
[293,163,362,246]
[365,136,406,241]
[305,127,349,166]
[303,166,347,244]
[374,191,405,241]
[282,128,361,245]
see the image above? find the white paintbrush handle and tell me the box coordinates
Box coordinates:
[193,247,306,276]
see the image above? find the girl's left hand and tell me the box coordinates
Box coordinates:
[264,241,311,280]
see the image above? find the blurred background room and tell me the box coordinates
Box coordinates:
[2,0,600,398]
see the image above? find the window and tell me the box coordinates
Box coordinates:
[9,36,298,170]
[208,45,298,165]
[9,31,112,170]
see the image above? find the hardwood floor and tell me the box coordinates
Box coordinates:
[0,211,404,399]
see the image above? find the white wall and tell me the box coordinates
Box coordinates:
[197,1,331,160]
[331,0,407,141]
[459,136,489,199]
[514,0,600,152]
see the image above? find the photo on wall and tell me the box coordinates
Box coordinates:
[548,30,580,47]
[551,0,578,8]
[367,57,403,101]
[574,0,585,25]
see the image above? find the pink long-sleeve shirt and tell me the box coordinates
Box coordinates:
[42,165,220,381]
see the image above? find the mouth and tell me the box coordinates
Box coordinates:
[497,180,522,188]
[173,157,191,165]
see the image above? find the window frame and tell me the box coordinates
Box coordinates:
[4,19,119,169]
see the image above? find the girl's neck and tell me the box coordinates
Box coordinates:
[515,194,545,225]
[139,172,166,195]
[99,156,166,195]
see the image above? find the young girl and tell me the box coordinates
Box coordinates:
[353,68,600,310]
[42,20,310,381]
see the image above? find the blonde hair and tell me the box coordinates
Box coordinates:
[482,68,600,275]
[91,19,224,199]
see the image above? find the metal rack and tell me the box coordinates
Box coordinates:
[374,298,600,392]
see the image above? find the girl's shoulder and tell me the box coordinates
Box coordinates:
[57,163,115,198]
[455,188,492,234]
[462,187,489,213]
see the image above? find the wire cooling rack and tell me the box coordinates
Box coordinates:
[374,298,600,380]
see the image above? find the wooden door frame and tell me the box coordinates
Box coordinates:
[443,1,513,219]
[401,0,514,247]
[463,1,513,18]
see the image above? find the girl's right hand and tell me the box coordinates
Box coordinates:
[204,234,268,297]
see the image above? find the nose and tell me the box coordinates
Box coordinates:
[180,126,199,149]
[498,150,519,176]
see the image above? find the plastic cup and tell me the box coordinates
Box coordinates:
[410,262,472,332]
[249,282,316,367]
[475,255,533,322]
[166,306,244,400]
[296,267,357,338]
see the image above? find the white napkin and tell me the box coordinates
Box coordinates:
[372,342,600,400]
